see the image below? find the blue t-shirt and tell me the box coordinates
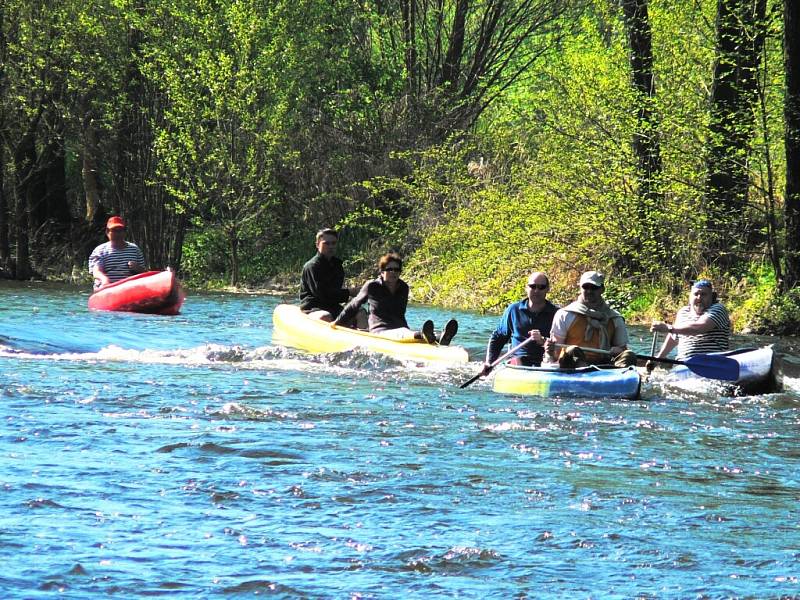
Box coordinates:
[486,299,558,366]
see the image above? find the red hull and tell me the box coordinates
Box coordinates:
[88,270,185,315]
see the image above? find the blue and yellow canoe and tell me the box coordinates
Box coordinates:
[493,364,641,399]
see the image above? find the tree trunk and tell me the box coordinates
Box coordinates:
[13,128,38,280]
[0,1,8,267]
[704,0,767,271]
[785,0,800,290]
[82,119,104,225]
[229,232,239,287]
[620,0,666,272]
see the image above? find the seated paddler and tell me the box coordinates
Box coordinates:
[647,279,731,370]
[543,271,636,368]
[331,252,458,345]
[479,271,558,377]
[88,216,146,290]
[299,228,367,329]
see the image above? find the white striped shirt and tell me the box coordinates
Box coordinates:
[675,303,730,360]
[88,241,145,289]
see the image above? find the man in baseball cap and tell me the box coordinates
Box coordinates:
[88,216,147,289]
[544,270,635,367]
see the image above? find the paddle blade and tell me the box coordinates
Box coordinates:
[684,354,740,381]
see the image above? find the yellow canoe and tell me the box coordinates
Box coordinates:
[271,304,470,365]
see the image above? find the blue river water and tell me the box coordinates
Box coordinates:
[2,281,800,598]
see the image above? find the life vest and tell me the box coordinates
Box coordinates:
[563,314,616,364]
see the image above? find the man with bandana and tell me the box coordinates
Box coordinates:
[543,271,635,368]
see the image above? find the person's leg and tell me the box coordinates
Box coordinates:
[336,308,368,330]
[376,327,418,341]
[355,309,368,330]
[439,319,458,346]
[420,320,436,344]
[613,349,637,367]
[307,310,334,322]
[558,345,586,369]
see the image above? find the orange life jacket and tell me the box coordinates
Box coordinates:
[563,314,616,364]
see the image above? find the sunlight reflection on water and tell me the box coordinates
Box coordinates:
[1,282,799,598]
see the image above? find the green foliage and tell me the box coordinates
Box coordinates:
[749,289,800,336]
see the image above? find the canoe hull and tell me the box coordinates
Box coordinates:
[271,304,469,364]
[666,346,774,393]
[88,271,185,315]
[493,365,641,399]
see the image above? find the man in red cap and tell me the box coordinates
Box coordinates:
[88,216,146,289]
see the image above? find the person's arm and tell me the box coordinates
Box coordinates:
[484,330,510,366]
[127,245,146,274]
[89,249,110,288]
[645,325,679,372]
[333,282,370,327]
[91,264,110,288]
[609,317,629,356]
[543,311,568,362]
[652,315,716,336]
[653,334,678,359]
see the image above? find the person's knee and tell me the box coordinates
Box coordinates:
[558,345,586,369]
[308,310,333,322]
[613,349,637,367]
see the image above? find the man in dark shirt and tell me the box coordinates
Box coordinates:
[299,228,365,328]
[480,271,558,375]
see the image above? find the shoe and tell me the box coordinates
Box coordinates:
[420,320,436,344]
[439,319,458,346]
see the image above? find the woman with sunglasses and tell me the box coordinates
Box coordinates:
[332,252,458,345]
[479,271,558,377]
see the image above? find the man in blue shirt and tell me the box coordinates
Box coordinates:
[480,271,558,375]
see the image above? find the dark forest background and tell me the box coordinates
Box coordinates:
[2,0,799,333]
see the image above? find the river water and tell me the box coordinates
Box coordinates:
[2,281,800,598]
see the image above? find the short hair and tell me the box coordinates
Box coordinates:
[316,228,338,243]
[378,253,403,272]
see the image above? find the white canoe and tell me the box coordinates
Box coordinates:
[664,346,775,392]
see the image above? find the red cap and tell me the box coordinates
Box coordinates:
[106,216,126,230]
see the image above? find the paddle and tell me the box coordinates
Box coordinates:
[645,332,659,380]
[555,344,740,381]
[459,337,536,389]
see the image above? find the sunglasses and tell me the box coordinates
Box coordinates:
[581,284,600,291]
[527,284,548,290]
[383,267,401,273]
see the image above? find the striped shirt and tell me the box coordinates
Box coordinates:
[88,241,145,289]
[674,303,730,360]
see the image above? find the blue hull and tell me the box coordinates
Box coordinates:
[493,365,641,399]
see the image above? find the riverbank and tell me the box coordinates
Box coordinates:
[9,264,800,337]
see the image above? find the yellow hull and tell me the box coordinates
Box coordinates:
[271,304,470,365]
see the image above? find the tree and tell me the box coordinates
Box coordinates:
[143,0,291,286]
[380,0,574,142]
[704,0,767,270]
[620,0,666,272]
[785,0,800,290]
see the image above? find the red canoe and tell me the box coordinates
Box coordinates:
[88,270,185,315]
